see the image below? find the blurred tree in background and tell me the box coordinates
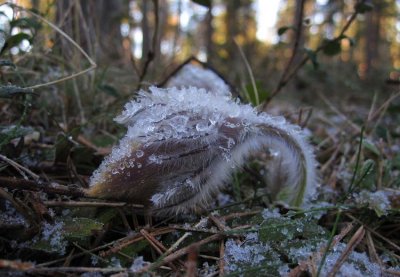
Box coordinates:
[1,0,399,129]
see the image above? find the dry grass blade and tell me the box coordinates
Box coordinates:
[165,218,209,256]
[219,240,225,276]
[7,3,96,90]
[317,91,361,134]
[366,231,383,266]
[140,229,182,271]
[327,226,366,277]
[346,214,400,253]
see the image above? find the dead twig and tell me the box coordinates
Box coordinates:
[99,227,174,257]
[140,229,182,271]
[43,200,143,208]
[135,0,159,90]
[0,176,85,197]
[219,240,225,276]
[0,154,40,181]
[140,234,223,273]
[327,226,365,277]
[346,214,400,253]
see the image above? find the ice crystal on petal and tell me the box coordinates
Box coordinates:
[165,63,232,97]
[135,150,144,158]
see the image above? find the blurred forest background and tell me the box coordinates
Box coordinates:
[1,0,400,275]
[1,0,399,117]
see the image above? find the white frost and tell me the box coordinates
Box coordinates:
[130,256,150,273]
[354,190,392,216]
[165,63,232,97]
[41,221,67,255]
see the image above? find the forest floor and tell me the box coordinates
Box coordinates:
[1,62,399,276]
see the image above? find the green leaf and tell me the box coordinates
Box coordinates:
[392,154,400,170]
[357,159,376,190]
[98,84,120,97]
[277,26,291,36]
[259,217,326,243]
[5,33,31,49]
[54,134,72,164]
[362,139,380,156]
[96,209,119,224]
[305,48,319,69]
[244,81,269,106]
[355,2,373,14]
[10,17,42,30]
[322,39,341,56]
[191,0,211,8]
[62,217,104,241]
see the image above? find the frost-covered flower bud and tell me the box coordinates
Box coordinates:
[87,86,317,215]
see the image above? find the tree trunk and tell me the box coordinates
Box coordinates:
[205,2,213,62]
[141,0,150,62]
[292,0,307,65]
[226,0,241,80]
[364,0,381,77]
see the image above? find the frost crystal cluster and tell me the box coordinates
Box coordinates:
[165,63,231,97]
[88,86,317,214]
[41,221,67,255]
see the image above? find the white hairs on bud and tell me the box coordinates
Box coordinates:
[89,86,318,215]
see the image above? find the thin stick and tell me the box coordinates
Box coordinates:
[219,240,225,276]
[27,267,125,274]
[99,227,174,257]
[140,229,183,270]
[43,200,143,208]
[0,176,85,197]
[317,91,361,133]
[165,218,209,256]
[136,0,159,90]
[141,234,223,273]
[0,154,40,180]
[327,226,365,277]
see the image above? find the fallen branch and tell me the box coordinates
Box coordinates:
[0,176,85,197]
